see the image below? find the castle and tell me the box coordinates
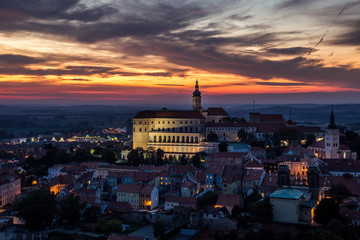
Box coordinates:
[132,80,228,157]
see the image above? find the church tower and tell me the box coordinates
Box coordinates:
[192,79,202,111]
[325,105,340,159]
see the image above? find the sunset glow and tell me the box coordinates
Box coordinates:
[0,0,360,104]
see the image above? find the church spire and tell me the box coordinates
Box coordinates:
[328,105,336,129]
[192,79,202,110]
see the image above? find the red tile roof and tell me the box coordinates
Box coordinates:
[134,110,205,119]
[310,139,350,151]
[106,201,132,213]
[77,188,98,196]
[181,179,196,188]
[207,165,224,175]
[222,165,243,183]
[244,158,262,168]
[320,176,360,195]
[310,139,325,148]
[261,173,278,187]
[134,172,157,182]
[140,185,155,194]
[327,160,360,173]
[243,169,263,181]
[168,165,196,176]
[205,122,252,128]
[107,235,144,240]
[139,165,169,172]
[216,194,241,207]
[259,114,286,123]
[211,152,248,159]
[206,107,229,116]
[117,184,143,193]
[165,196,197,206]
[255,123,285,133]
[116,184,155,194]
[297,126,323,133]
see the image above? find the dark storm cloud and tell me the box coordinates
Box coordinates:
[1,0,360,90]
[0,54,45,65]
[0,0,79,18]
[331,20,360,46]
[0,0,210,43]
[266,47,314,55]
[254,82,310,86]
[0,0,117,22]
[0,61,187,78]
[118,39,360,88]
[168,30,279,47]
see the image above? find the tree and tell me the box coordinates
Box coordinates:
[13,189,56,230]
[191,154,201,168]
[127,147,144,166]
[228,229,239,240]
[345,130,359,144]
[156,148,165,165]
[59,194,84,225]
[218,141,228,152]
[272,127,304,147]
[179,154,187,165]
[303,134,316,147]
[94,217,123,235]
[83,206,100,223]
[196,191,218,209]
[350,136,360,157]
[314,199,340,225]
[327,182,352,203]
[249,197,273,222]
[237,129,247,142]
[231,205,241,218]
[312,229,342,240]
[102,149,117,163]
[207,132,218,142]
[153,220,167,239]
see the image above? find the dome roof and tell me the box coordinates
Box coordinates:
[193,89,201,96]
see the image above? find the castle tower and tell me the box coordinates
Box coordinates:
[325,105,340,159]
[192,79,202,111]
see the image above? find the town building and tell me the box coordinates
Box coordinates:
[308,108,357,160]
[116,184,158,210]
[0,174,21,207]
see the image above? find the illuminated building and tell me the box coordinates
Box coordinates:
[132,80,228,157]
[0,174,21,207]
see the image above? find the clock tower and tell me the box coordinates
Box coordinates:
[192,79,202,111]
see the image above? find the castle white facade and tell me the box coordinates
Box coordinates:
[132,80,228,157]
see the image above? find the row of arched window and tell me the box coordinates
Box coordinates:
[153,135,199,143]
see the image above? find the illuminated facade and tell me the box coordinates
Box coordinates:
[132,80,228,156]
[116,184,158,210]
[0,174,21,207]
[308,108,357,160]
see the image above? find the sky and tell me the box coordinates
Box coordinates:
[0,0,360,105]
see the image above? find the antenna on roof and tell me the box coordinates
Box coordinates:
[289,108,292,121]
[253,100,255,114]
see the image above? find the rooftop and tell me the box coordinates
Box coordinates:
[134,110,205,119]
[269,188,303,199]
